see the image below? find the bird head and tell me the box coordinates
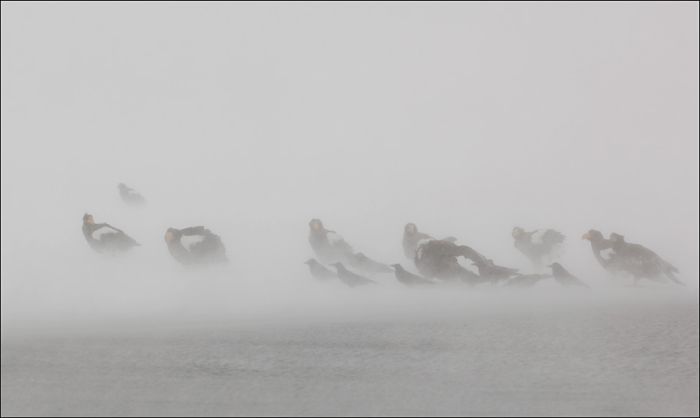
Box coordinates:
[582,229,604,242]
[512,227,524,238]
[82,213,94,225]
[164,228,178,243]
[309,218,324,232]
[404,223,417,235]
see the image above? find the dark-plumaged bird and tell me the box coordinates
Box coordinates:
[117,183,146,206]
[351,252,393,274]
[608,233,683,286]
[471,257,520,281]
[402,223,457,260]
[82,213,140,253]
[308,219,355,264]
[331,262,376,287]
[582,229,620,273]
[505,273,551,288]
[549,262,589,288]
[414,239,488,284]
[305,258,337,280]
[165,226,227,265]
[391,264,434,286]
[512,226,565,270]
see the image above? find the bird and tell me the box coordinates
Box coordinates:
[402,223,457,260]
[351,252,393,274]
[402,223,435,260]
[582,229,621,273]
[305,258,337,280]
[608,233,683,286]
[117,183,146,206]
[505,273,551,288]
[471,257,520,281]
[414,239,490,284]
[330,262,376,287]
[390,264,434,286]
[549,263,589,288]
[308,219,355,264]
[164,226,227,265]
[512,226,565,270]
[82,213,140,253]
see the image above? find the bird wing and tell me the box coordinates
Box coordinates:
[91,224,121,240]
[180,234,206,250]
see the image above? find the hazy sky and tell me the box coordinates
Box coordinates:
[2,2,699,309]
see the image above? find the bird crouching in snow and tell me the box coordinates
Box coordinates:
[330,262,376,287]
[164,226,227,265]
[391,264,434,286]
[305,258,337,280]
[350,252,394,274]
[549,262,589,288]
[82,213,140,253]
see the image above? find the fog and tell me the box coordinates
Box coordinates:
[1,3,698,416]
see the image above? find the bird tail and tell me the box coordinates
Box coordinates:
[665,270,685,286]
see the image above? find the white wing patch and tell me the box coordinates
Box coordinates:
[180,234,206,250]
[600,248,616,261]
[92,225,119,240]
[458,259,480,275]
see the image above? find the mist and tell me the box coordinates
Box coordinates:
[2,3,698,416]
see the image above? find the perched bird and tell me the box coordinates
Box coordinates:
[505,273,551,288]
[608,233,683,286]
[165,226,227,265]
[549,263,589,288]
[402,223,435,260]
[582,229,620,273]
[308,219,355,264]
[471,257,519,281]
[402,223,457,260]
[414,239,486,283]
[82,213,140,253]
[512,227,565,270]
[391,264,434,286]
[117,183,146,206]
[305,258,337,280]
[351,252,393,274]
[330,262,376,287]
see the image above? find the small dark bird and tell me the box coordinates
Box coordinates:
[117,183,146,206]
[165,226,227,265]
[608,233,683,286]
[82,213,139,253]
[505,273,551,288]
[471,257,520,281]
[351,252,393,274]
[305,258,337,280]
[549,263,589,288]
[331,262,376,287]
[390,264,434,286]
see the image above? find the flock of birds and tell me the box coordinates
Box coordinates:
[83,183,683,288]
